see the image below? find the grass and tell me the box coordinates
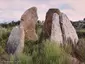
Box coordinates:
[42,40,71,64]
[23,40,71,64]
[0,22,85,64]
[77,29,85,32]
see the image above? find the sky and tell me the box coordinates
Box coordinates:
[0,0,85,23]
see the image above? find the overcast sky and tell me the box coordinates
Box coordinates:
[0,0,85,23]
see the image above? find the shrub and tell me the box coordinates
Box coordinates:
[77,30,85,38]
[0,27,11,49]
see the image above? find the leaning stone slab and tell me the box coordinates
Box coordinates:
[43,9,61,38]
[6,26,25,55]
[60,13,78,45]
[51,13,63,43]
[20,7,38,41]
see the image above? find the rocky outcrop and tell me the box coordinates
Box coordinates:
[6,26,25,55]
[51,13,63,43]
[6,7,38,55]
[20,7,38,41]
[43,8,80,64]
[44,8,78,45]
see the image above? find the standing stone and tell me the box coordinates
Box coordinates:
[20,7,38,41]
[6,25,25,55]
[44,9,61,39]
[60,13,78,44]
[51,13,63,43]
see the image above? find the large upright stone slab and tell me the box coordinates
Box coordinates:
[6,26,25,55]
[51,13,63,43]
[20,7,38,41]
[44,9,61,38]
[60,13,78,44]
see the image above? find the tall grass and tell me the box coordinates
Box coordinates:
[43,40,71,64]
[31,40,71,64]
[0,22,85,64]
[7,40,71,64]
[0,27,11,55]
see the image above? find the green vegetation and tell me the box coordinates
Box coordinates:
[9,40,71,64]
[0,21,85,64]
[72,21,85,38]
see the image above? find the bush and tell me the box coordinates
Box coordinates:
[0,27,11,49]
[77,30,85,38]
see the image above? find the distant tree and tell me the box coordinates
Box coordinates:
[83,18,85,21]
[0,20,20,28]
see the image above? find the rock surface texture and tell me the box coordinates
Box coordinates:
[60,13,78,44]
[6,26,25,55]
[20,7,38,41]
[51,13,63,43]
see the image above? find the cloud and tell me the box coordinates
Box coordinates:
[60,0,85,20]
[59,4,74,10]
[0,0,85,23]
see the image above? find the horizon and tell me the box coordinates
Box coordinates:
[0,0,85,23]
